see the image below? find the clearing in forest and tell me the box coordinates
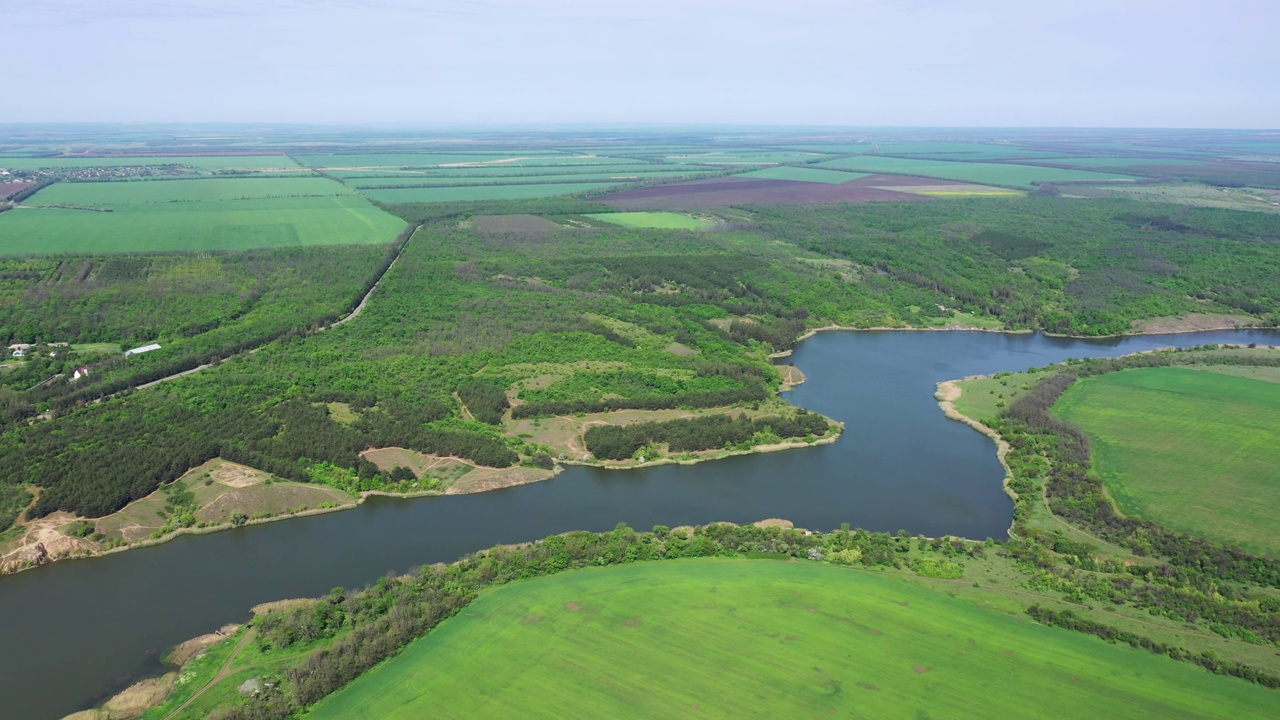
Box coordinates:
[585,211,717,230]
[1053,367,1280,556]
[306,558,1277,720]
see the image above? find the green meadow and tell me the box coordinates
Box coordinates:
[586,211,717,229]
[817,156,1136,187]
[739,166,868,183]
[0,195,404,254]
[307,559,1274,720]
[1054,367,1280,556]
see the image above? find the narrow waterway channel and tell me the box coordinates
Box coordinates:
[2,328,1277,719]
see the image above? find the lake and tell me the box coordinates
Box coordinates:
[2,328,1277,719]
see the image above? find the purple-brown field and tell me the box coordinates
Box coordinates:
[592,174,948,210]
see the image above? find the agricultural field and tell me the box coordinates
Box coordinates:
[586,211,717,230]
[817,156,1137,187]
[1096,183,1280,213]
[0,177,405,254]
[1053,367,1280,556]
[361,182,621,204]
[594,175,931,209]
[307,558,1275,720]
[297,152,617,168]
[738,166,869,183]
[345,170,715,189]
[25,176,353,204]
[0,155,297,170]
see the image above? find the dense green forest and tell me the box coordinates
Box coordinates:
[2,196,1279,530]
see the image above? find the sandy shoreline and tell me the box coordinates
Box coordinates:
[933,378,1019,538]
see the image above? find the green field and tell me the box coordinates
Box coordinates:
[347,170,715,189]
[308,559,1274,720]
[817,156,1136,187]
[739,166,869,184]
[361,182,618,204]
[1054,367,1280,556]
[0,194,404,254]
[0,155,297,170]
[25,177,353,205]
[586,211,717,229]
[297,152,615,168]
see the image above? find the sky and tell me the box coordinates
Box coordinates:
[1,0,1276,127]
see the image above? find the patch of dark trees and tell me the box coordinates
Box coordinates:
[1,392,515,524]
[510,381,769,420]
[1027,605,1279,688]
[456,380,510,424]
[584,410,829,460]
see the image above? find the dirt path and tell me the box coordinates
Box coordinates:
[102,224,417,396]
[163,628,256,720]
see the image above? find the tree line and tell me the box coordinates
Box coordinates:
[584,410,831,460]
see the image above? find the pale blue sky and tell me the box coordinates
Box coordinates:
[1,0,1275,127]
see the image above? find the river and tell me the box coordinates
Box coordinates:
[2,328,1277,719]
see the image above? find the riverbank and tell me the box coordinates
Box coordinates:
[934,378,1018,538]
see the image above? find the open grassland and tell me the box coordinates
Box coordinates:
[307,558,1275,720]
[586,211,717,229]
[739,166,869,184]
[818,156,1136,187]
[0,155,297,170]
[0,195,404,254]
[1054,367,1280,556]
[953,370,1047,424]
[25,176,352,205]
[361,182,617,204]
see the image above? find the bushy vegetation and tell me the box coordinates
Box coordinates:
[584,410,830,460]
[986,348,1280,649]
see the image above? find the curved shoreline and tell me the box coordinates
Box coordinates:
[7,323,1271,576]
[934,378,1019,539]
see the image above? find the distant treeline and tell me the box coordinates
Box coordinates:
[584,410,830,460]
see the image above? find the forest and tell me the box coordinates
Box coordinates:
[2,195,1279,531]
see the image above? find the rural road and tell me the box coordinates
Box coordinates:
[126,223,416,393]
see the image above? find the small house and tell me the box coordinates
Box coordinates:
[11,348,26,358]
[71,366,92,382]
[124,343,162,358]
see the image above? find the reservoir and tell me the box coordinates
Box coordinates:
[2,328,1277,719]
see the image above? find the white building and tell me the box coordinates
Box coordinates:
[124,343,162,358]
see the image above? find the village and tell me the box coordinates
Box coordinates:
[4,340,161,388]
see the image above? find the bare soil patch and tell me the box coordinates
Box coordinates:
[664,342,697,356]
[622,617,642,627]
[913,665,931,674]
[522,615,542,625]
[565,602,582,612]
[446,466,555,494]
[167,624,241,665]
[1132,313,1260,334]
[593,175,932,210]
[0,181,36,199]
[474,214,562,235]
